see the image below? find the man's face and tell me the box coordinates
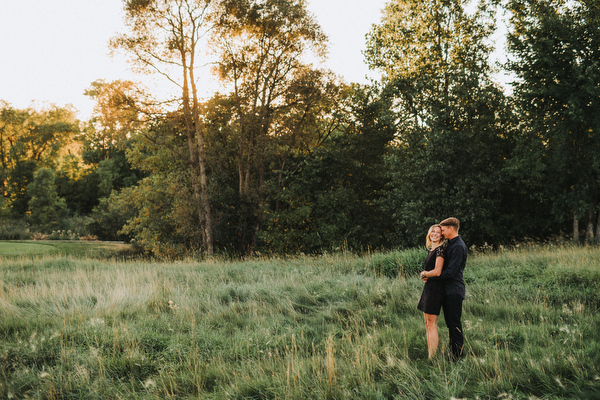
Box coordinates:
[441,225,452,238]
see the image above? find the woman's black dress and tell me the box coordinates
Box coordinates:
[417,245,446,315]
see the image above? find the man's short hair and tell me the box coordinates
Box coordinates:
[440,217,460,232]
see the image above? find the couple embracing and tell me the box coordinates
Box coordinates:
[417,217,467,360]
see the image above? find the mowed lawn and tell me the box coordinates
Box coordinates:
[0,240,132,258]
[0,241,56,256]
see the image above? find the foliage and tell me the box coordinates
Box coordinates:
[87,189,137,242]
[83,79,144,155]
[365,0,522,247]
[2,0,600,255]
[93,116,205,253]
[200,79,353,254]
[260,85,396,253]
[111,0,217,253]
[0,104,79,218]
[117,174,203,256]
[505,0,600,237]
[71,80,148,215]
[211,0,331,251]
[1,245,598,399]
[27,168,68,232]
[0,219,32,240]
[88,114,209,254]
[54,155,98,215]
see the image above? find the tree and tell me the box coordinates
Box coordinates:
[37,80,148,217]
[83,80,144,150]
[27,168,68,232]
[88,188,137,242]
[0,104,79,217]
[506,0,600,241]
[260,85,396,253]
[211,0,329,250]
[111,0,216,254]
[365,0,517,246]
[133,114,205,248]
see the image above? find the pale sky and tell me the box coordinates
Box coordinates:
[0,0,388,120]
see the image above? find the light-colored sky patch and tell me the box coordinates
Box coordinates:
[0,0,507,120]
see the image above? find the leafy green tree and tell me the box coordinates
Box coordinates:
[260,85,396,253]
[54,155,99,216]
[55,80,147,217]
[211,0,331,250]
[0,104,79,217]
[118,173,203,255]
[27,168,68,232]
[89,114,204,252]
[111,76,348,255]
[111,0,216,254]
[8,159,38,217]
[86,115,189,247]
[365,0,517,246]
[83,80,143,153]
[88,188,137,242]
[506,0,600,241]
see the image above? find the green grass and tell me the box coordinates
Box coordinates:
[1,244,599,399]
[0,242,56,256]
[0,240,133,258]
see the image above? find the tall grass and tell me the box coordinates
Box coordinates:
[1,245,599,399]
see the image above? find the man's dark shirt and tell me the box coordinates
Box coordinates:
[430,235,467,298]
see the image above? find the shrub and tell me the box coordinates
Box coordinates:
[46,230,79,240]
[0,219,33,240]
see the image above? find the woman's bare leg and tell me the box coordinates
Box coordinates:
[424,313,439,358]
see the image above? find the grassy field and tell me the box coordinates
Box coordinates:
[1,243,599,399]
[0,240,133,258]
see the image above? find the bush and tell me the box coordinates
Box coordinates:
[87,191,134,242]
[60,215,95,237]
[0,219,33,240]
[46,230,79,240]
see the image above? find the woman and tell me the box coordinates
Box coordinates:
[417,224,446,358]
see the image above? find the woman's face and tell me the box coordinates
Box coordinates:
[430,227,442,243]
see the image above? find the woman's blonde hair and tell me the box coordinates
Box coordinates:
[425,224,444,250]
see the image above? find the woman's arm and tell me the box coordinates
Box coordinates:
[423,256,444,278]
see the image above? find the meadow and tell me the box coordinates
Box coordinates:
[1,242,599,399]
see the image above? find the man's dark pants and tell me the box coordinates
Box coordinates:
[442,294,464,360]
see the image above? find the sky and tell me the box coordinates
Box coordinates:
[0,0,389,120]
[0,0,508,121]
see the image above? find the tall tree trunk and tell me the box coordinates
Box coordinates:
[233,72,246,196]
[181,50,213,254]
[196,126,213,254]
[190,49,214,255]
[238,148,244,195]
[596,206,600,240]
[573,211,579,242]
[586,203,595,242]
[244,129,253,194]
[181,57,207,252]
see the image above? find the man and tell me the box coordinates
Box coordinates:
[424,217,467,360]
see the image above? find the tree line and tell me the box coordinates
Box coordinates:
[0,0,598,256]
